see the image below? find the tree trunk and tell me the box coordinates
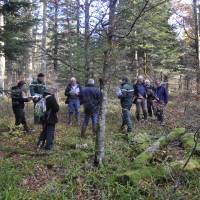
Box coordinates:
[41,0,47,76]
[95,80,108,166]
[0,12,5,90]
[26,0,33,80]
[193,0,200,94]
[84,0,90,80]
[76,0,80,35]
[94,0,117,166]
[53,0,59,72]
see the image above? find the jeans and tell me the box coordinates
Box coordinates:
[83,111,99,129]
[68,99,80,114]
[122,107,132,132]
[136,98,148,120]
[13,108,29,132]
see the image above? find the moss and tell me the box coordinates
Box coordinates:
[118,158,200,186]
[158,136,168,146]
[132,132,151,153]
[118,166,169,185]
[132,128,186,169]
[181,133,200,153]
[171,159,200,171]
[167,128,186,142]
[70,150,88,162]
[133,152,153,168]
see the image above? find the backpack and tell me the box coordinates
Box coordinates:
[34,97,47,118]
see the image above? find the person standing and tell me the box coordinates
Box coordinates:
[145,79,155,118]
[117,77,134,133]
[11,81,32,134]
[30,73,46,124]
[37,88,59,150]
[134,75,148,121]
[65,77,81,125]
[80,79,101,137]
[154,79,168,125]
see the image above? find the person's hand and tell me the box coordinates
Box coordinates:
[28,96,33,101]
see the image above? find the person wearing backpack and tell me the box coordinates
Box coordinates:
[37,88,59,150]
[117,77,134,133]
[30,73,46,124]
[65,77,81,126]
[11,81,32,134]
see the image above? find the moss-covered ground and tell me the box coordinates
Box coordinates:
[1,95,200,200]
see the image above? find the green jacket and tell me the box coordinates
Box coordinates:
[119,83,134,109]
[30,79,46,96]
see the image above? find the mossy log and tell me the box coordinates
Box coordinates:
[180,133,200,154]
[132,132,151,153]
[133,128,186,168]
[118,159,200,185]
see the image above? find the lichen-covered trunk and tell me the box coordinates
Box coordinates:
[53,1,58,72]
[41,0,47,76]
[95,84,108,166]
[0,12,5,90]
[94,0,117,166]
[84,0,91,80]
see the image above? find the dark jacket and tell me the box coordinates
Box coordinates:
[44,94,59,125]
[146,85,155,101]
[155,85,168,104]
[119,83,134,109]
[80,84,101,113]
[65,83,81,103]
[11,86,29,109]
[134,83,147,99]
[30,79,46,97]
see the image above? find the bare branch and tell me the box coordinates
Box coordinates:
[114,0,169,39]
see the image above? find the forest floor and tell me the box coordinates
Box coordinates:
[1,93,200,200]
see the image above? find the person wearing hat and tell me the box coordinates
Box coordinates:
[116,77,134,133]
[37,87,59,150]
[65,77,81,126]
[30,73,46,124]
[134,75,148,121]
[11,81,32,134]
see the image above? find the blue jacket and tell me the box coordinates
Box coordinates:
[134,83,147,98]
[80,84,101,113]
[155,85,168,104]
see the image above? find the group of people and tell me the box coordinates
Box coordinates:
[10,73,168,151]
[11,73,101,150]
[117,75,168,133]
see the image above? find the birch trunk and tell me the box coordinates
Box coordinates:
[94,0,117,166]
[84,0,90,80]
[53,1,58,72]
[0,12,5,90]
[76,0,80,35]
[41,0,47,76]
